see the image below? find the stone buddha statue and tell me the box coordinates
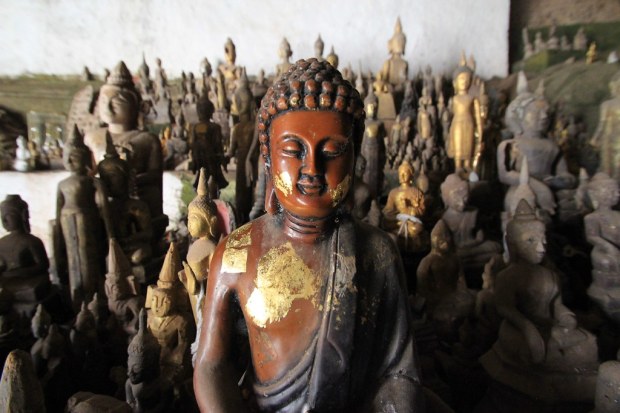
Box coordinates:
[481,199,599,405]
[194,58,422,412]
[585,173,620,323]
[498,76,575,216]
[98,133,153,264]
[84,61,166,233]
[275,37,293,77]
[0,195,51,314]
[440,173,501,271]
[591,70,620,182]
[126,309,171,412]
[382,160,429,252]
[218,38,242,98]
[360,87,387,199]
[314,34,324,61]
[57,126,109,310]
[448,56,482,172]
[378,17,408,92]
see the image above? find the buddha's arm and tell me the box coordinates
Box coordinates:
[194,244,248,413]
[585,216,617,253]
[93,178,114,239]
[496,141,520,186]
[545,154,575,189]
[245,128,259,187]
[136,136,164,186]
[473,97,483,150]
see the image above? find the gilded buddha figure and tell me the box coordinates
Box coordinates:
[194,59,422,412]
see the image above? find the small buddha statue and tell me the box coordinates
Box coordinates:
[522,27,534,59]
[547,24,559,50]
[58,126,110,310]
[226,68,257,222]
[382,160,429,252]
[499,76,575,216]
[164,110,189,169]
[378,17,408,92]
[12,136,32,172]
[574,27,587,51]
[98,133,153,265]
[147,243,194,382]
[448,55,482,172]
[590,70,620,182]
[481,200,599,404]
[30,304,51,376]
[325,46,339,69]
[0,350,45,413]
[440,173,501,271]
[587,42,598,64]
[104,239,144,338]
[179,168,220,323]
[84,61,166,231]
[189,95,228,193]
[560,35,571,51]
[0,195,51,313]
[314,34,324,61]
[251,69,269,103]
[194,58,422,412]
[585,173,620,323]
[417,219,474,340]
[276,37,293,77]
[360,87,387,199]
[126,309,171,413]
[534,31,546,54]
[69,302,98,366]
[218,38,241,98]
[352,155,373,221]
[137,54,153,97]
[154,58,169,101]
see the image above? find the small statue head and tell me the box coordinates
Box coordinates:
[42,324,66,359]
[388,17,406,56]
[74,302,96,334]
[431,219,453,254]
[231,68,254,121]
[256,58,364,219]
[505,199,546,264]
[314,34,324,59]
[452,65,473,94]
[441,173,469,212]
[105,239,134,301]
[127,309,161,384]
[98,61,141,129]
[224,38,236,65]
[587,173,620,210]
[278,37,292,61]
[63,125,91,174]
[200,57,212,78]
[364,87,378,119]
[0,194,29,233]
[608,70,620,98]
[188,168,220,240]
[196,95,215,123]
[31,304,51,339]
[150,287,173,317]
[326,46,339,69]
[398,160,414,187]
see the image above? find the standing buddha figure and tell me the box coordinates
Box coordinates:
[218,38,242,98]
[378,17,408,92]
[276,37,293,77]
[590,70,620,182]
[361,87,387,199]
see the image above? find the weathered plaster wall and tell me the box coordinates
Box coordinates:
[0,0,510,79]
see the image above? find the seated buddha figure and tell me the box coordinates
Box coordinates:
[440,173,501,271]
[84,61,167,238]
[382,160,428,252]
[378,17,408,92]
[498,77,575,216]
[0,195,51,314]
[481,200,599,404]
[194,59,422,412]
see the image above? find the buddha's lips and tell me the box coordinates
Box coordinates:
[297,177,325,195]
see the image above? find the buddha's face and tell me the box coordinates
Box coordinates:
[99,87,137,127]
[454,72,472,93]
[270,111,353,219]
[1,210,22,232]
[225,45,236,65]
[187,206,214,239]
[432,233,450,253]
[151,289,172,317]
[521,100,549,137]
[65,150,88,174]
[365,102,377,118]
[127,356,145,384]
[101,170,128,199]
[398,167,413,186]
[446,185,468,212]
[513,221,546,264]
[590,183,620,209]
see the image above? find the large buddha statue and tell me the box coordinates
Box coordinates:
[0,195,51,314]
[382,160,428,252]
[585,173,620,323]
[194,59,422,412]
[591,70,620,182]
[481,200,599,405]
[498,76,575,215]
[378,17,408,92]
[84,61,165,229]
